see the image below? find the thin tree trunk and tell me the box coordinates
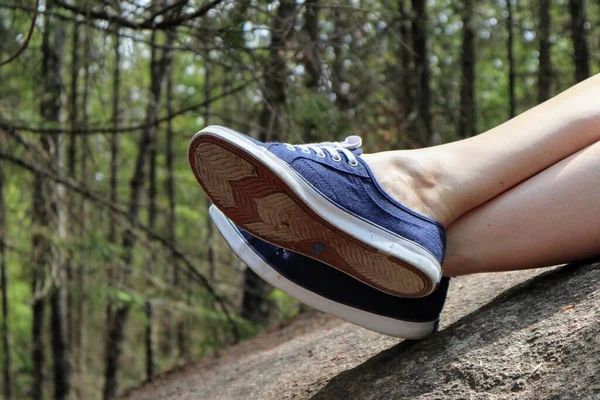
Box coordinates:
[439,38,457,134]
[103,305,128,400]
[40,2,70,399]
[0,132,11,400]
[144,300,154,380]
[146,24,175,379]
[204,46,218,282]
[506,0,516,118]
[394,0,414,145]
[73,15,92,392]
[538,0,552,103]
[31,220,45,400]
[303,0,320,90]
[569,0,590,82]
[107,24,121,330]
[301,0,321,141]
[66,21,79,358]
[242,0,296,327]
[164,53,187,360]
[331,8,351,111]
[147,31,159,237]
[144,28,160,384]
[256,0,296,141]
[108,28,120,247]
[458,0,476,138]
[410,0,433,145]
[103,24,172,400]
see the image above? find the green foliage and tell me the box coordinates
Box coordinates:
[0,0,599,398]
[270,289,301,321]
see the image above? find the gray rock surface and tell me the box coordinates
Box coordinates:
[125,262,600,400]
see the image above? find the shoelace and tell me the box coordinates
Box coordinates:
[285,136,362,166]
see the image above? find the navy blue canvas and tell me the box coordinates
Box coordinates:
[240,131,446,264]
[238,227,450,323]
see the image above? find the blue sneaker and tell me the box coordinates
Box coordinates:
[209,206,449,339]
[189,125,445,297]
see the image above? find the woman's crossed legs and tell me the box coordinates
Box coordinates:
[362,73,600,276]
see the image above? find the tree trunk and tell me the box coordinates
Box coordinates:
[331,8,351,112]
[302,0,320,90]
[410,0,433,145]
[73,15,92,391]
[31,244,45,400]
[103,306,128,400]
[438,38,457,135]
[0,132,11,400]
[300,0,321,141]
[145,301,154,380]
[241,271,278,326]
[569,0,590,82]
[394,0,415,145]
[204,48,217,283]
[147,30,160,237]
[66,21,79,361]
[458,0,476,138]
[144,28,160,384]
[256,0,296,142]
[506,0,516,118]
[107,24,121,330]
[103,24,172,400]
[242,0,296,327]
[538,0,552,103]
[39,2,70,399]
[164,55,187,360]
[108,27,120,246]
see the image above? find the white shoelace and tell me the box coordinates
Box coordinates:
[285,136,362,166]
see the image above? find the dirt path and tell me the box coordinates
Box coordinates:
[123,267,556,400]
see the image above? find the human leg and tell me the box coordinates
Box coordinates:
[363,73,600,226]
[443,140,600,276]
[188,74,600,296]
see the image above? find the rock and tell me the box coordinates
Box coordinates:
[124,262,600,400]
[314,262,600,400]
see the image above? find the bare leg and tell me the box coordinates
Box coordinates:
[362,73,600,226]
[442,141,600,276]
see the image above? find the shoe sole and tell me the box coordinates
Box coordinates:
[188,126,441,297]
[209,206,437,339]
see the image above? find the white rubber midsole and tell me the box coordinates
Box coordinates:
[192,126,442,294]
[209,206,436,339]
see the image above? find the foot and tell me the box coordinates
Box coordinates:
[210,206,450,339]
[361,151,454,227]
[189,125,446,297]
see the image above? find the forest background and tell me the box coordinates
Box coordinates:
[0,0,598,399]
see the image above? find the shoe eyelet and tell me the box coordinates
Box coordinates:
[348,160,359,167]
[285,144,296,151]
[301,148,311,154]
[332,155,342,162]
[316,152,326,158]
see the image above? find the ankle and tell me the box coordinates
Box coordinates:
[361,150,454,227]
